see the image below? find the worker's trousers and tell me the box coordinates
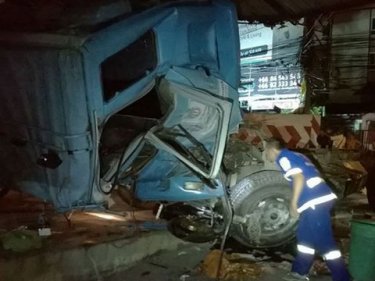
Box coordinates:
[292,200,351,281]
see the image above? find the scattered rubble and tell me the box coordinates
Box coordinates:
[200,250,263,280]
[0,228,42,252]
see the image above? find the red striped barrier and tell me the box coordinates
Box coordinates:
[234,114,321,149]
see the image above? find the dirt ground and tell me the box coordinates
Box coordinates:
[99,242,333,281]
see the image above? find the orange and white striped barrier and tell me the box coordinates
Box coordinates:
[234,113,321,149]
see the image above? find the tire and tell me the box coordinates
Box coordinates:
[230,170,297,248]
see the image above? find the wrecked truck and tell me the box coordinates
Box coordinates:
[0,0,317,249]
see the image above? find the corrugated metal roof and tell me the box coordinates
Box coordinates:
[234,0,374,24]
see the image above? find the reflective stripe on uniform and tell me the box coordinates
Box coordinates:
[284,168,303,181]
[306,177,324,188]
[323,250,342,260]
[297,193,337,213]
[297,244,315,255]
[279,157,291,171]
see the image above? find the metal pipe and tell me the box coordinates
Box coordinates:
[216,174,234,280]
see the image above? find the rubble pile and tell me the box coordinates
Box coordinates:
[200,250,263,281]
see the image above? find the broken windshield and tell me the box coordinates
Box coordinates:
[145,79,232,179]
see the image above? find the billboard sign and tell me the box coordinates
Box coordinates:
[239,23,273,64]
[239,66,302,111]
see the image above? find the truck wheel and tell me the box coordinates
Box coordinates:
[230,170,297,248]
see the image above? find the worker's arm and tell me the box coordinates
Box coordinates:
[290,173,304,218]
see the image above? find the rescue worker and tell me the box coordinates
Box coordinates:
[264,138,350,281]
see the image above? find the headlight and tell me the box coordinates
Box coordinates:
[184,182,204,191]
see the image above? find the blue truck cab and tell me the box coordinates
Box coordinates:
[0,0,306,249]
[0,0,241,210]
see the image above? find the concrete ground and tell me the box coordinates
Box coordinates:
[0,190,186,281]
[101,243,333,281]
[0,190,374,281]
[98,191,374,281]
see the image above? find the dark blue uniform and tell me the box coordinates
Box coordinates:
[276,149,350,281]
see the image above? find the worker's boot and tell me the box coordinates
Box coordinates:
[282,272,310,281]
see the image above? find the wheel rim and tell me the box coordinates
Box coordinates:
[238,192,295,245]
[255,196,291,236]
[231,171,298,248]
